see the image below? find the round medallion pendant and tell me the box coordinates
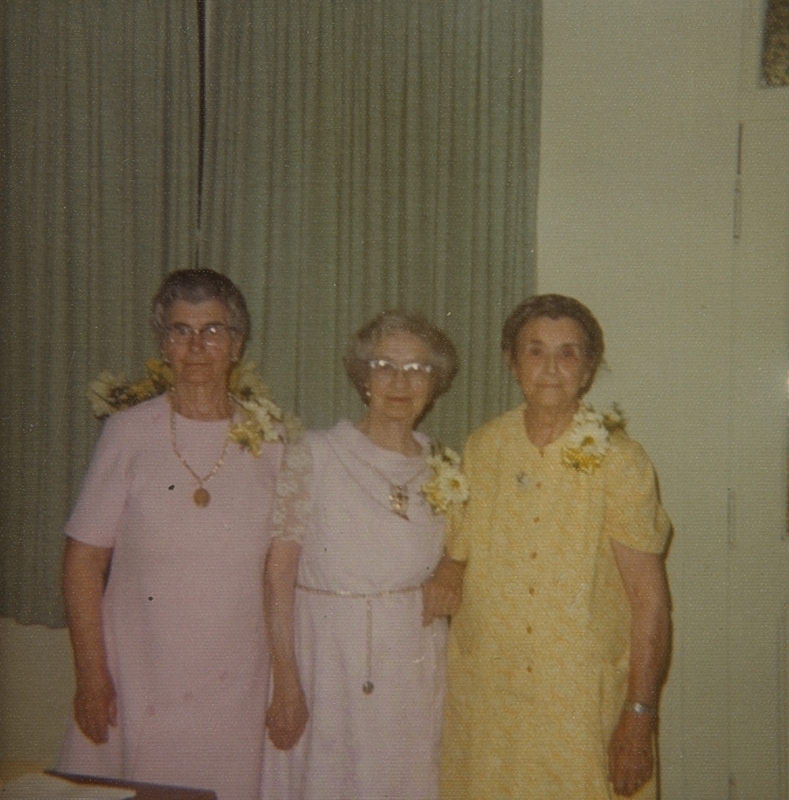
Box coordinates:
[193,487,210,507]
[362,681,374,695]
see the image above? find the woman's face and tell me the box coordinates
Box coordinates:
[163,299,242,390]
[507,315,591,413]
[365,331,435,429]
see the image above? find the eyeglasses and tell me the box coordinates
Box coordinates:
[166,323,237,348]
[367,359,434,383]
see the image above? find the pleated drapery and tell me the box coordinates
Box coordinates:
[200,0,542,447]
[0,0,540,626]
[0,2,200,625]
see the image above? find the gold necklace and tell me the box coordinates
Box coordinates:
[169,395,231,507]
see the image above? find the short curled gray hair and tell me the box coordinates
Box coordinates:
[151,269,250,350]
[344,310,458,403]
[501,294,605,395]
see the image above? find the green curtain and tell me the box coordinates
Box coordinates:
[0,0,540,626]
[0,1,200,625]
[200,0,541,448]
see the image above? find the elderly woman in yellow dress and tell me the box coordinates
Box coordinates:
[440,294,672,799]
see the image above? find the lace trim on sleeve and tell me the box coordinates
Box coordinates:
[270,435,314,544]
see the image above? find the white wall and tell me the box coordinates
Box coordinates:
[0,619,73,768]
[539,0,788,797]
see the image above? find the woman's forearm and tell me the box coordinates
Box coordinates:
[264,539,303,687]
[610,540,671,708]
[62,537,117,742]
[626,583,671,708]
[62,537,113,678]
[264,538,309,749]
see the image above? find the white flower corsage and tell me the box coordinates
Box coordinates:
[226,360,302,454]
[87,358,298,455]
[420,443,470,514]
[561,404,626,474]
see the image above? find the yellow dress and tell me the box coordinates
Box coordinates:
[440,406,671,800]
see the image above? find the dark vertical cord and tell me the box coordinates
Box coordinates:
[196,0,207,267]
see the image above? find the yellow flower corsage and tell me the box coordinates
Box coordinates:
[561,404,625,474]
[87,358,299,455]
[420,443,469,514]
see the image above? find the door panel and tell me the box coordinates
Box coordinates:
[729,115,789,798]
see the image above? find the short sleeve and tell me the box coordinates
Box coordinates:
[64,416,133,548]
[603,434,671,553]
[270,435,314,544]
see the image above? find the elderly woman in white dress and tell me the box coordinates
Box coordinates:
[262,310,466,800]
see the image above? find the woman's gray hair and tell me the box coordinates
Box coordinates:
[501,294,605,395]
[344,310,458,403]
[151,269,250,349]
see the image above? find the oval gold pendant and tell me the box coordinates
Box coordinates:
[193,487,210,507]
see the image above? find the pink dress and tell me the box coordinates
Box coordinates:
[58,394,283,800]
[261,421,448,800]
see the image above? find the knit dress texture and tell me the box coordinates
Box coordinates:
[59,394,283,800]
[440,406,671,800]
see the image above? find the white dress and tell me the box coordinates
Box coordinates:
[261,420,448,800]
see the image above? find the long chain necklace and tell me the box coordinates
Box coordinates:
[169,394,231,507]
[380,463,427,520]
[338,444,427,520]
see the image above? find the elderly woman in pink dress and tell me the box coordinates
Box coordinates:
[58,269,286,800]
[262,310,466,800]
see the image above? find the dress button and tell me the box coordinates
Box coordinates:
[533,516,540,523]
[528,586,535,596]
[531,551,538,559]
[526,625,533,634]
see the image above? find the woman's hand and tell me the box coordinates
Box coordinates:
[265,675,309,750]
[421,553,465,626]
[73,666,117,744]
[607,709,655,796]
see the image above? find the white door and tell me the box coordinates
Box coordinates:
[729,108,789,797]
